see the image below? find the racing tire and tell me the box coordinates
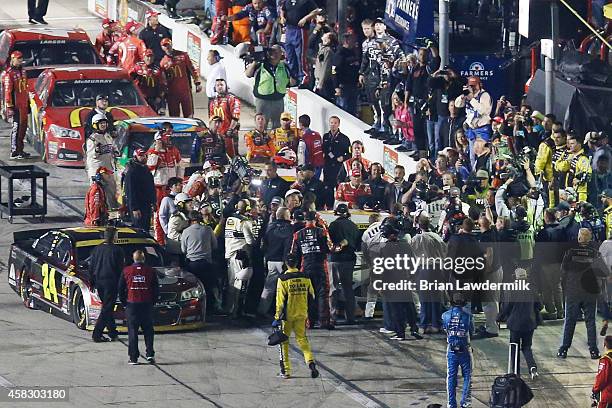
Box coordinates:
[71,286,87,330]
[19,269,37,310]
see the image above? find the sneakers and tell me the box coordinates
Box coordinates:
[390,335,406,341]
[410,330,423,340]
[309,362,319,378]
[10,151,31,160]
[590,349,601,360]
[557,347,568,359]
[529,367,539,380]
[128,359,138,365]
[379,328,395,335]
[396,146,409,152]
[35,18,48,24]
[146,356,155,364]
[277,372,291,379]
[92,336,111,343]
[28,18,38,24]
[364,302,376,318]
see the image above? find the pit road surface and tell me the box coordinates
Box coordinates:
[0,1,603,407]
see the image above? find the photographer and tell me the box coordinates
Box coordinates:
[245,45,294,129]
[454,76,492,167]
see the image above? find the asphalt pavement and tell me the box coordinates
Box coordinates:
[0,1,605,407]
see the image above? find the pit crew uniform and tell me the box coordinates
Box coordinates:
[335,182,371,209]
[290,224,332,327]
[191,130,227,165]
[86,131,119,208]
[275,267,316,377]
[302,128,325,178]
[160,50,201,118]
[593,350,612,408]
[84,180,108,226]
[225,213,255,315]
[129,61,167,113]
[147,145,182,244]
[605,204,612,240]
[535,137,566,207]
[117,35,147,73]
[271,126,300,152]
[208,92,241,157]
[245,129,275,161]
[556,147,592,202]
[95,28,114,62]
[2,64,28,157]
[442,305,473,408]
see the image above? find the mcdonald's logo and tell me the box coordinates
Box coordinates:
[69,106,139,128]
[168,65,183,79]
[212,106,225,120]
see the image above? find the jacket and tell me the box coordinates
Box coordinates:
[498,292,542,332]
[208,93,240,135]
[561,243,608,301]
[274,267,315,320]
[119,262,159,304]
[86,131,116,176]
[146,146,182,186]
[129,61,167,99]
[180,223,217,262]
[314,44,334,90]
[263,219,293,262]
[123,159,156,212]
[442,306,472,352]
[593,350,612,406]
[88,242,125,288]
[290,225,332,272]
[260,175,290,206]
[328,216,360,262]
[160,50,201,91]
[245,129,275,160]
[84,182,108,227]
[158,193,176,234]
[1,66,28,109]
[95,30,113,60]
[253,61,290,100]
[322,130,351,184]
[335,182,371,209]
[302,129,324,167]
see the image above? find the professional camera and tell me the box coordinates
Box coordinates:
[235,42,269,64]
[415,36,438,49]
[499,165,520,181]
[230,155,261,185]
[414,180,430,200]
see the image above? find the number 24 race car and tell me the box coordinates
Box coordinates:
[7,227,206,332]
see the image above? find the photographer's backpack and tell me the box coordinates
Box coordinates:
[489,343,533,408]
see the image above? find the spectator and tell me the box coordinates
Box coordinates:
[591,156,612,210]
[205,50,227,99]
[558,228,609,360]
[454,76,492,166]
[392,90,416,153]
[314,32,337,101]
[89,227,125,343]
[306,12,332,81]
[123,148,156,232]
[322,116,351,209]
[260,161,291,206]
[139,10,171,64]
[118,250,159,365]
[298,114,324,179]
[427,71,451,158]
[328,203,360,325]
[225,0,274,46]
[331,34,360,115]
[245,45,292,129]
[366,162,388,209]
[27,0,48,24]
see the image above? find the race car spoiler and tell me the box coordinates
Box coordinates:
[13,228,54,243]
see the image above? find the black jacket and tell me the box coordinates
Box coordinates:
[301,177,325,209]
[535,222,565,265]
[322,130,351,185]
[263,219,293,261]
[84,108,116,138]
[446,232,485,284]
[366,177,389,208]
[139,24,172,63]
[331,46,360,89]
[498,292,542,332]
[328,216,360,262]
[261,176,291,206]
[123,159,156,212]
[88,243,125,289]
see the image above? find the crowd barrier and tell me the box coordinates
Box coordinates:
[87,0,417,177]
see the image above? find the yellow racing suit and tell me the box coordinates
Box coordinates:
[275,267,315,376]
[270,126,300,153]
[556,148,591,202]
[604,205,612,240]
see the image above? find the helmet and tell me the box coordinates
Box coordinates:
[334,203,350,217]
[234,42,250,59]
[92,113,108,131]
[174,192,192,205]
[273,147,297,168]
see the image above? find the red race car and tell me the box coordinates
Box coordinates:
[28,66,157,167]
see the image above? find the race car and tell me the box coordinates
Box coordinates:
[27,66,157,167]
[0,28,102,76]
[7,227,206,332]
[114,116,207,174]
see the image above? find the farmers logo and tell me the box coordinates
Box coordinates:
[461,61,494,78]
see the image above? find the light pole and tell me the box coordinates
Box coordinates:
[439,0,450,68]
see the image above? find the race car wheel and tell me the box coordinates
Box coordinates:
[19,269,37,309]
[71,287,87,330]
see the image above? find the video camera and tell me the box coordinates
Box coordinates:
[229,155,261,186]
[235,42,270,64]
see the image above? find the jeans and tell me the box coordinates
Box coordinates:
[386,301,408,337]
[131,207,153,234]
[509,330,536,376]
[329,260,356,322]
[255,97,284,129]
[540,263,563,315]
[447,347,472,408]
[307,267,331,326]
[126,302,154,362]
[561,300,598,350]
[186,259,219,313]
[283,25,306,83]
[482,267,502,334]
[426,116,447,159]
[420,301,443,329]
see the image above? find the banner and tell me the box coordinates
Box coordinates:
[384,0,420,45]
[450,54,507,101]
[382,146,398,181]
[284,89,298,124]
[187,32,202,73]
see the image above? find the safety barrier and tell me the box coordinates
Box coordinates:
[87,0,416,176]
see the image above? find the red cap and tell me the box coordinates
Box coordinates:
[493,116,504,124]
[160,38,172,47]
[125,21,139,33]
[351,168,362,178]
[133,148,147,158]
[144,49,154,57]
[145,10,161,19]
[102,18,112,28]
[97,166,113,175]
[10,51,23,59]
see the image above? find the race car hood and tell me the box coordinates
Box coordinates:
[154,266,199,288]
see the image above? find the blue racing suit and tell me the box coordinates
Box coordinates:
[442,306,473,408]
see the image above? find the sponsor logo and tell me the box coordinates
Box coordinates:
[460,61,494,78]
[69,106,138,128]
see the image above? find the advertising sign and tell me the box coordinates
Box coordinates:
[384,0,433,47]
[383,146,398,181]
[187,32,202,73]
[284,89,298,125]
[450,54,507,101]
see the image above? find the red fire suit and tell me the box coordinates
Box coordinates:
[160,50,201,118]
[208,93,240,157]
[594,351,612,408]
[335,182,371,209]
[129,61,167,112]
[117,35,147,73]
[106,32,126,65]
[2,65,29,155]
[147,146,182,244]
[84,181,108,226]
[302,129,324,168]
[245,129,275,161]
[95,30,114,61]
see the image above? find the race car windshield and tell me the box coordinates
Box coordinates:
[50,79,145,108]
[77,243,166,268]
[127,131,195,159]
[14,41,100,67]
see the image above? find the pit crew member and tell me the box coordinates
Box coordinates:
[86,114,119,209]
[129,49,167,114]
[208,78,240,157]
[160,38,202,118]
[2,51,30,160]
